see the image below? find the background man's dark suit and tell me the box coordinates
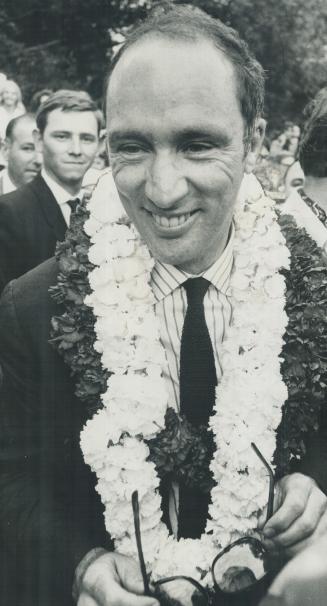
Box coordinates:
[0,259,327,606]
[0,259,111,606]
[0,174,67,292]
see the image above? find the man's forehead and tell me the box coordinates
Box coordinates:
[45,108,98,130]
[12,120,36,142]
[106,37,240,135]
[107,36,236,101]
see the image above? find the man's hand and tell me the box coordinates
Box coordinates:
[259,534,327,606]
[258,473,327,558]
[75,551,159,606]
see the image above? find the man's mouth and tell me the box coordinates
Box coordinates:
[151,212,194,228]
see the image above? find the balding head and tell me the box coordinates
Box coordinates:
[6,113,36,142]
[107,3,265,144]
[5,113,42,187]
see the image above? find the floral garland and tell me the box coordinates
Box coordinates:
[50,171,327,585]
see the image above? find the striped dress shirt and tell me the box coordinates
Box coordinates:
[150,226,235,533]
[151,224,234,412]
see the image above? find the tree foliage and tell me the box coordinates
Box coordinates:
[1,0,327,129]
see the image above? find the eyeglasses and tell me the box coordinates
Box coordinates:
[132,443,276,606]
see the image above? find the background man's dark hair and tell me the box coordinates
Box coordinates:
[298,88,327,178]
[107,2,265,143]
[30,88,54,113]
[36,89,101,134]
[5,113,36,141]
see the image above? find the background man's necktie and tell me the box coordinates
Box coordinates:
[67,198,80,215]
[178,277,217,539]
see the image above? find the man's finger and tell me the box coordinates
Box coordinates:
[264,488,327,549]
[116,553,154,597]
[83,553,158,606]
[263,474,312,538]
[78,594,98,606]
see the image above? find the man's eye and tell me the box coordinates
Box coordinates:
[119,144,146,155]
[54,133,68,140]
[183,142,214,153]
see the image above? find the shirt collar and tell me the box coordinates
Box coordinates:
[41,168,82,205]
[151,222,235,302]
[2,169,16,194]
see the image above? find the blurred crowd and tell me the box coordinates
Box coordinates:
[253,90,327,238]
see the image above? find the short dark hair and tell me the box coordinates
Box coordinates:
[36,89,101,134]
[299,88,327,178]
[30,88,54,113]
[5,113,36,141]
[107,2,265,142]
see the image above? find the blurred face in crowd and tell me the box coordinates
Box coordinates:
[2,81,19,108]
[107,37,264,274]
[35,108,99,194]
[5,117,42,187]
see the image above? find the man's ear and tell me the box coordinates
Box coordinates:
[244,118,266,174]
[105,138,111,164]
[2,138,10,162]
[33,128,43,153]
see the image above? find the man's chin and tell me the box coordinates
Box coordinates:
[150,246,198,273]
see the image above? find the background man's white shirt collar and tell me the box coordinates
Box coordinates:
[41,168,82,225]
[1,169,16,194]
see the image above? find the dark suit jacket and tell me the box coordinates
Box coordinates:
[0,259,111,606]
[0,174,67,292]
[0,172,5,197]
[0,258,326,606]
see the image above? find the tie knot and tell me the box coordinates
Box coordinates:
[183,277,210,306]
[67,198,80,213]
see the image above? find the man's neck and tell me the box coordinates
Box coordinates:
[303,177,327,213]
[42,168,81,197]
[175,225,231,276]
[5,168,18,191]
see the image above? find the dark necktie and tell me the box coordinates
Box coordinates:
[178,277,217,538]
[67,198,80,215]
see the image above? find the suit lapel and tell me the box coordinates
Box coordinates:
[29,175,67,241]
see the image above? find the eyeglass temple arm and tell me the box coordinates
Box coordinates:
[132,491,150,595]
[251,442,275,523]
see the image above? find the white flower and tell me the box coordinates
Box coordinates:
[80,173,289,583]
[264,274,286,298]
[87,171,126,224]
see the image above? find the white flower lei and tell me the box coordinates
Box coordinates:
[80,171,290,584]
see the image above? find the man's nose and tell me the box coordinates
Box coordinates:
[33,151,42,168]
[145,154,188,208]
[69,136,82,155]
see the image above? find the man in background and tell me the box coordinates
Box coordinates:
[0,113,42,195]
[0,89,100,292]
[283,87,327,234]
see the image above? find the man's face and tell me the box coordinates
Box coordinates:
[107,37,263,274]
[36,108,99,191]
[6,120,42,187]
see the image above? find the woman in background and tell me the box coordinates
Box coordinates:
[0,79,25,142]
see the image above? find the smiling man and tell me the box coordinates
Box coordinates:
[0,89,100,291]
[108,36,256,275]
[0,5,327,606]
